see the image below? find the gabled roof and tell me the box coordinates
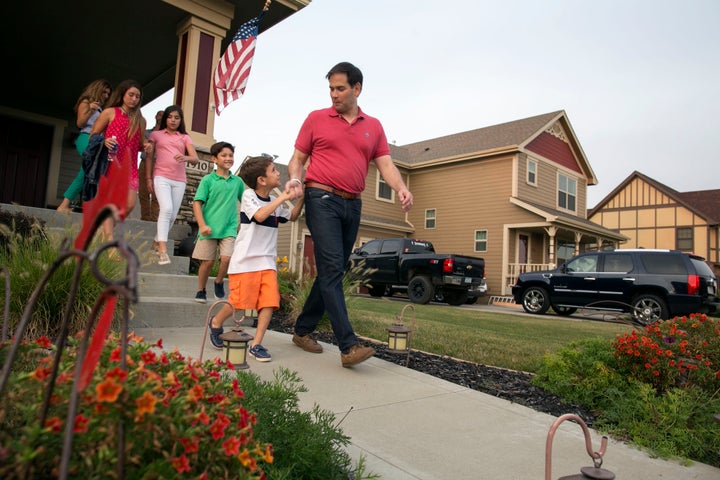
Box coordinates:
[588,170,720,224]
[389,110,596,184]
[510,198,627,241]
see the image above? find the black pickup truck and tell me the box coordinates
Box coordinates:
[349,238,486,305]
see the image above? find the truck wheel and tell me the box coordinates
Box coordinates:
[465,297,479,305]
[408,276,434,304]
[521,287,550,314]
[631,294,667,325]
[368,284,386,297]
[444,291,468,306]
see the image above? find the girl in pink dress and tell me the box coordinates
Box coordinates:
[90,79,148,238]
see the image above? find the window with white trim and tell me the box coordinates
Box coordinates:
[557,173,577,212]
[527,159,537,185]
[474,230,487,252]
[425,209,436,229]
[377,175,393,201]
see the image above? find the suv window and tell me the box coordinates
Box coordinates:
[639,253,686,275]
[690,257,714,276]
[602,253,633,273]
[566,254,598,273]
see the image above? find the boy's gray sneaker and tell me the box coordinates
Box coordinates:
[214,281,225,299]
[194,289,207,304]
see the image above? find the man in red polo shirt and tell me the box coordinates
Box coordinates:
[285,61,413,368]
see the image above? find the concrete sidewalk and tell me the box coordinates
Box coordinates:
[134,326,720,480]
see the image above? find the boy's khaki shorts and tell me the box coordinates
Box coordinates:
[228,270,279,311]
[192,237,234,260]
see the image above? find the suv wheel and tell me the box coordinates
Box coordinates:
[521,287,551,314]
[631,294,668,325]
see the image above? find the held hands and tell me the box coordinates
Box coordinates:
[284,179,303,200]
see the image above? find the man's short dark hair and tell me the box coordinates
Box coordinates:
[326,62,363,87]
[210,141,234,157]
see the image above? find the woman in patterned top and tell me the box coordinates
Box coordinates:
[90,79,148,239]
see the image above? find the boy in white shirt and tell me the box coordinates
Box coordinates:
[207,155,304,362]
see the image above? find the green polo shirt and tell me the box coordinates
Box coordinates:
[193,171,245,240]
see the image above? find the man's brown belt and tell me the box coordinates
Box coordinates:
[304,182,359,200]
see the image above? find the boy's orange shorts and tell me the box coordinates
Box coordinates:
[228,270,279,311]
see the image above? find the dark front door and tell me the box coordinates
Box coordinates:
[0,115,52,207]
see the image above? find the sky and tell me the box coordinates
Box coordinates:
[145,0,720,207]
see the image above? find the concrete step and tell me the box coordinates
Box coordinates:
[132,273,256,329]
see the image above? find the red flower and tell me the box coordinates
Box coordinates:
[74,414,89,433]
[180,436,200,454]
[44,416,63,433]
[222,436,241,456]
[171,454,191,474]
[35,336,52,348]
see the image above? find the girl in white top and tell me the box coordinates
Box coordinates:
[146,105,199,265]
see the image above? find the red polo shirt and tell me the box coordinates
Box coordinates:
[294,106,391,194]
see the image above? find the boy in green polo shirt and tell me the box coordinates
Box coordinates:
[191,141,244,303]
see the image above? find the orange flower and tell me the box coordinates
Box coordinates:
[136,390,157,416]
[96,378,123,403]
[187,384,204,403]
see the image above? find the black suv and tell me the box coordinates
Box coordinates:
[511,249,719,324]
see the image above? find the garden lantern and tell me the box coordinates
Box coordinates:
[219,330,253,370]
[386,304,415,366]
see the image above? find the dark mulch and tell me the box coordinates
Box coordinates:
[268,314,595,426]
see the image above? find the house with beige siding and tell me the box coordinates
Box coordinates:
[588,171,720,276]
[277,110,626,297]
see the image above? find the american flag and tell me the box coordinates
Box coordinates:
[213,13,264,115]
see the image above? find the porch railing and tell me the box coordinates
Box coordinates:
[505,263,554,294]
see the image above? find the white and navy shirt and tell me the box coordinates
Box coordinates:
[228,189,291,274]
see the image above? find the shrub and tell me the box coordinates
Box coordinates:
[237,367,376,480]
[0,212,123,340]
[533,319,720,466]
[0,333,272,478]
[612,314,720,393]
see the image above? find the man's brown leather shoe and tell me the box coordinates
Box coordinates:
[292,333,323,353]
[341,344,375,368]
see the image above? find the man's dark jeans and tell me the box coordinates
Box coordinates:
[294,188,361,353]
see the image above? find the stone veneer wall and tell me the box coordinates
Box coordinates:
[177,148,213,227]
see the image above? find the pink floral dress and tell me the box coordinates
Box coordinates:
[105,107,142,191]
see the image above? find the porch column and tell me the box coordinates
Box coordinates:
[174,14,232,149]
[574,231,583,256]
[545,226,557,267]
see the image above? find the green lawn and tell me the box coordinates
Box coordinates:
[343,296,635,372]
